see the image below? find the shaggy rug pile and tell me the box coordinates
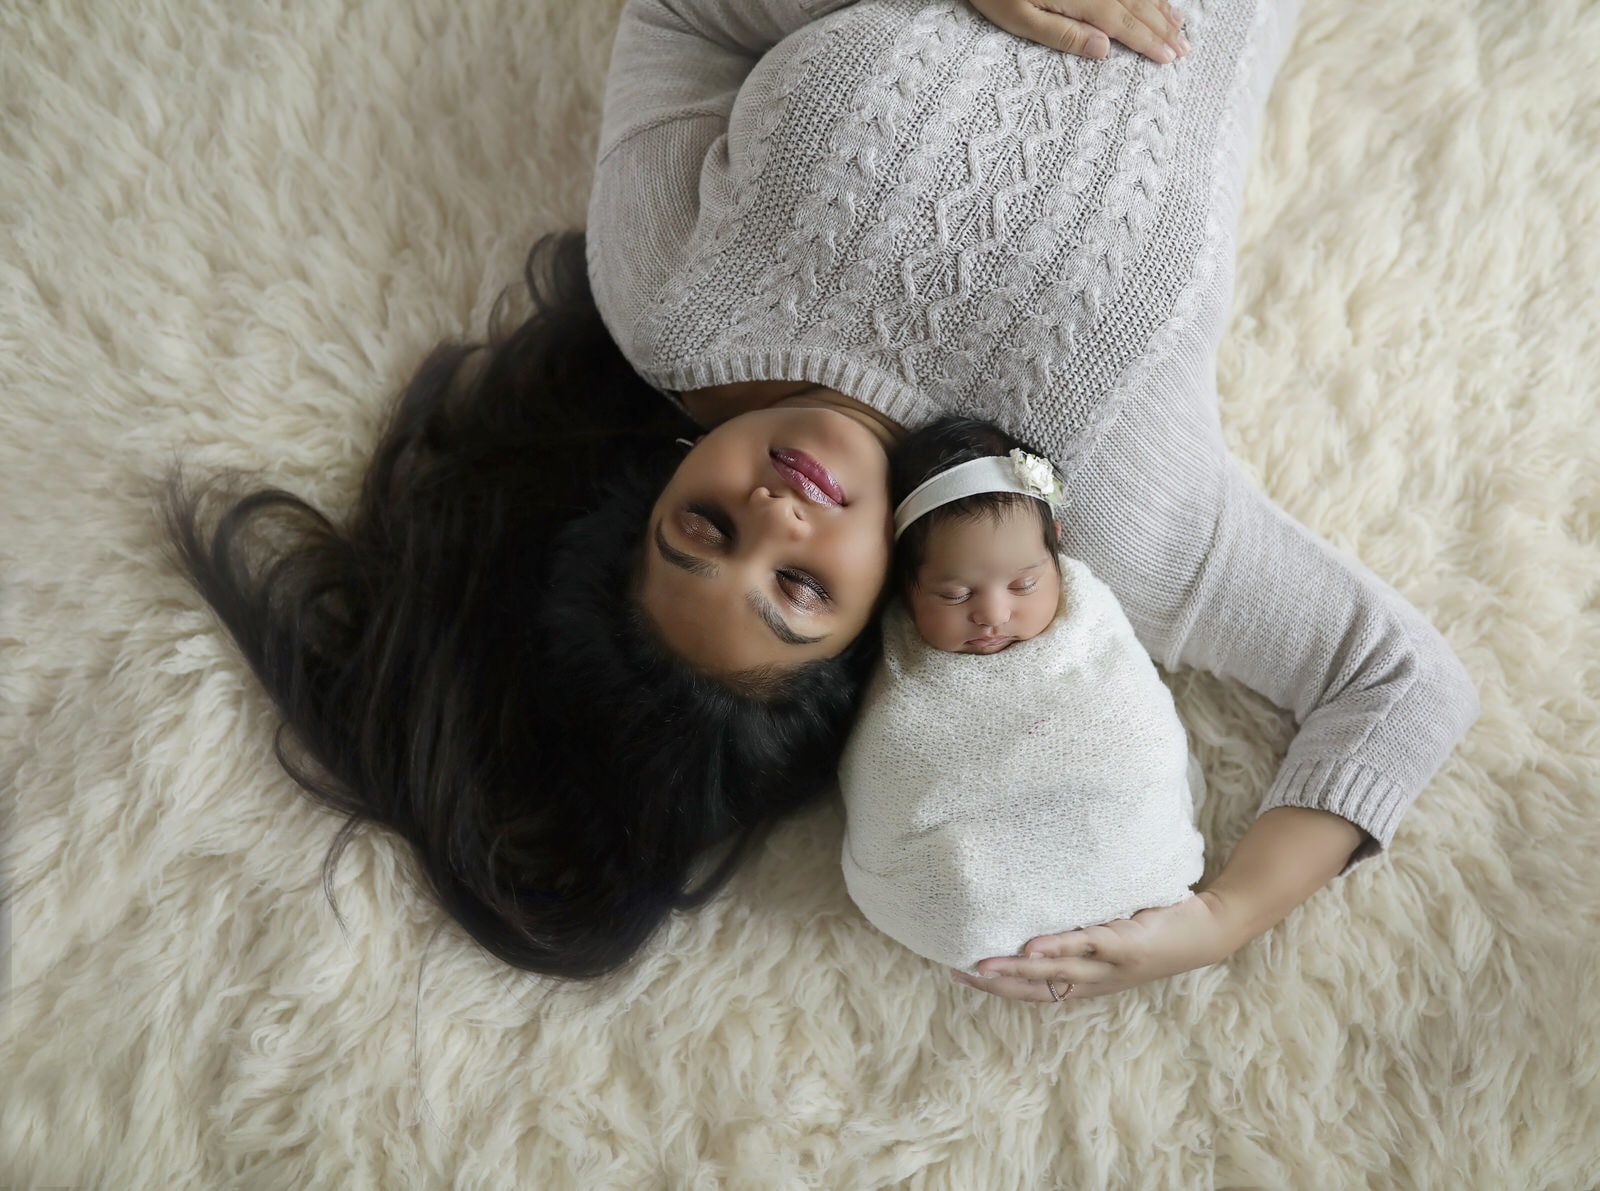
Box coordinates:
[4,1,1598,1187]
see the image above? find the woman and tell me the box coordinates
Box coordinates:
[170,0,1477,999]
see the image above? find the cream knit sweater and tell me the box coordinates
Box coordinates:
[840,559,1205,972]
[587,0,1479,866]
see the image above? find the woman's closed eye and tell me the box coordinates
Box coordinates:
[778,569,830,610]
[683,503,733,544]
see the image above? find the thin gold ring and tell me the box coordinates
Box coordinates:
[1047,979,1075,1002]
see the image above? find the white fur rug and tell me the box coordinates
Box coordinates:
[4,1,1598,1187]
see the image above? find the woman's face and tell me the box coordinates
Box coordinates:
[907,504,1062,654]
[637,401,895,675]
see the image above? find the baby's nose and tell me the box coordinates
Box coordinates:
[971,596,1011,626]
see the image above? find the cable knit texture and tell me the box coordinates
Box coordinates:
[840,559,1205,971]
[587,0,1481,867]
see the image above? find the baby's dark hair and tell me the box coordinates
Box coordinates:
[889,416,1063,597]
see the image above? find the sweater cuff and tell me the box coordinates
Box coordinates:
[1255,758,1411,875]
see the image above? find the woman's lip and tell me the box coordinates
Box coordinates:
[770,448,846,506]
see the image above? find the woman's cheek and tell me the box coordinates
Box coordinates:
[833,520,893,581]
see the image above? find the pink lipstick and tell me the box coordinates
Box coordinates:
[770,448,846,506]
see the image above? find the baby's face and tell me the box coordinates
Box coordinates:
[906,504,1061,654]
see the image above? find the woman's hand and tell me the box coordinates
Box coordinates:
[951,808,1367,1004]
[951,890,1239,1002]
[968,0,1190,65]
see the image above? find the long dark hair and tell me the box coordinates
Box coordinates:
[166,233,880,980]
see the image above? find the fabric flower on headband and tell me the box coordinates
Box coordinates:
[1008,449,1063,506]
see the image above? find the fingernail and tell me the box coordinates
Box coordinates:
[1168,9,1183,26]
[1179,34,1191,54]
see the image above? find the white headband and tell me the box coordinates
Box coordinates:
[892,449,1064,541]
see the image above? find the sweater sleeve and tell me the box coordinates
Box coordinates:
[1186,462,1479,868]
[587,0,856,360]
[1062,369,1479,872]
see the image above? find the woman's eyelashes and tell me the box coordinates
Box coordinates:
[778,569,830,609]
[682,503,832,609]
[684,502,733,543]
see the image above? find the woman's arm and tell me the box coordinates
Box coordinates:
[588,0,858,360]
[956,427,1477,1002]
[1175,463,1481,865]
[594,0,853,161]
[955,807,1363,1000]
[1062,420,1481,870]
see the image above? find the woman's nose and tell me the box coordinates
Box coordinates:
[748,486,810,538]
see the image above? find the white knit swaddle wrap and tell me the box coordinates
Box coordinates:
[840,557,1205,972]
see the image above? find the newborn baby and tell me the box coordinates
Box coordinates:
[839,417,1205,973]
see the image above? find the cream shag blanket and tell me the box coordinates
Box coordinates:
[3,2,1598,1187]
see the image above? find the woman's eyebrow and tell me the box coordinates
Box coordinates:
[652,522,825,647]
[745,590,825,646]
[653,520,718,578]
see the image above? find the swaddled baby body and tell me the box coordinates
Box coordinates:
[839,417,1205,973]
